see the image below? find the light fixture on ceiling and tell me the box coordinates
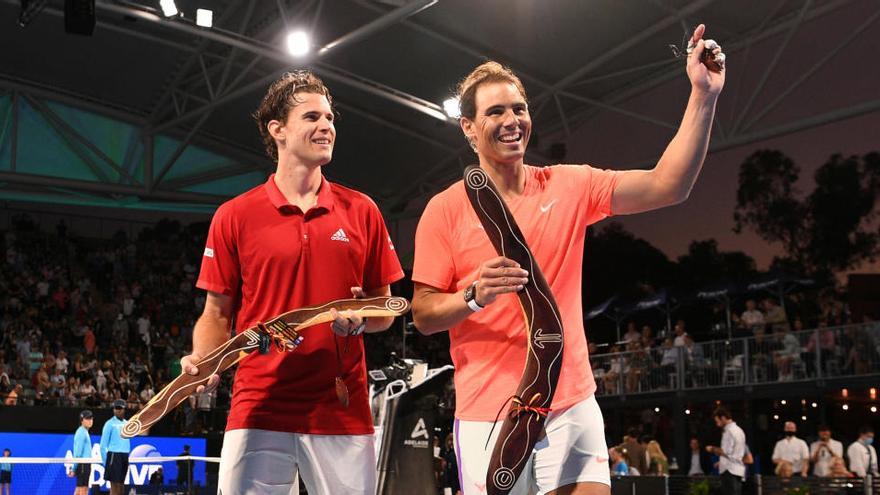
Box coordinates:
[286,30,310,57]
[196,8,212,28]
[442,97,460,119]
[159,0,178,17]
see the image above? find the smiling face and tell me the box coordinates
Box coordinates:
[269,92,335,167]
[460,81,531,167]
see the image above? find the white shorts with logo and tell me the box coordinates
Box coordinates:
[454,395,609,495]
[218,428,376,495]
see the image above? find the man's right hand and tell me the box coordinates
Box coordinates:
[181,353,220,394]
[473,256,529,307]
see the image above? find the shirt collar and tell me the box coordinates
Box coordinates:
[264,173,335,213]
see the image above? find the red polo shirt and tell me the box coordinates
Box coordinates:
[197,174,403,434]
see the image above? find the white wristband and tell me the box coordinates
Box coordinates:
[467,297,484,312]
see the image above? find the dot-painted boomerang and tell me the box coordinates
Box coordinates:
[463,166,564,494]
[121,296,411,438]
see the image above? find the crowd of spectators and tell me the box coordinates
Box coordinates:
[0,215,451,427]
[592,296,880,395]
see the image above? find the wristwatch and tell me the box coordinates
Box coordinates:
[463,281,484,312]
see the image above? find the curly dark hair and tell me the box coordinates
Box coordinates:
[252,70,334,161]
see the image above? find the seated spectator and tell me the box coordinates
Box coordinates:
[622,322,640,343]
[640,325,655,350]
[773,326,801,381]
[609,447,631,476]
[673,320,689,347]
[625,341,652,393]
[763,298,790,333]
[4,384,22,405]
[829,456,855,478]
[803,319,836,376]
[775,459,793,478]
[739,299,764,333]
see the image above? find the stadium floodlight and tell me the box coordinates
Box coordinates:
[286,30,310,57]
[196,8,212,28]
[159,0,177,17]
[442,97,460,119]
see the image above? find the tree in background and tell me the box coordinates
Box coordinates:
[734,150,880,283]
[676,239,758,291]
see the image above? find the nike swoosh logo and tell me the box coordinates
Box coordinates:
[540,199,557,213]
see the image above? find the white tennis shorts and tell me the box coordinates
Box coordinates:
[218,428,376,495]
[454,395,610,495]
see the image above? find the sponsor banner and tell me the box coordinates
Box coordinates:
[0,432,206,493]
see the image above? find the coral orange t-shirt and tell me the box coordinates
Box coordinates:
[412,164,620,421]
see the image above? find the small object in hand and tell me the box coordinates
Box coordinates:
[258,331,271,354]
[668,28,725,72]
[335,376,350,408]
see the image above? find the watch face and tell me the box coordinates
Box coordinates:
[464,285,474,302]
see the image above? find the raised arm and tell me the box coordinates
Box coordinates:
[610,24,725,215]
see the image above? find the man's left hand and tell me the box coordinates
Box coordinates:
[687,24,726,96]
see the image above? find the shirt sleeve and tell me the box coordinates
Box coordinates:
[196,202,241,296]
[412,193,456,291]
[362,199,404,290]
[772,441,783,460]
[848,444,865,476]
[563,165,622,225]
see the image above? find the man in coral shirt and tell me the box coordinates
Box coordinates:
[412,25,725,495]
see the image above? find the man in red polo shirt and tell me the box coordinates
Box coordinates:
[182,71,403,494]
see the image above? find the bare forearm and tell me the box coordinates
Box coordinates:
[364,316,394,333]
[192,314,231,357]
[654,90,718,202]
[412,289,472,335]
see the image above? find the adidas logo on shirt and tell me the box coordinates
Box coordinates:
[330,228,350,242]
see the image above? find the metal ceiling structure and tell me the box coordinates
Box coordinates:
[1,0,878,229]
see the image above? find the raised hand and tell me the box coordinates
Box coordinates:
[687,24,726,96]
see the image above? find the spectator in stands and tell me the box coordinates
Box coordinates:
[706,407,746,495]
[49,366,66,399]
[602,345,624,395]
[440,433,460,495]
[646,440,669,475]
[0,448,11,495]
[842,325,876,375]
[810,424,843,477]
[847,426,878,478]
[803,319,836,376]
[618,429,648,475]
[609,447,631,476]
[774,459,793,478]
[622,322,640,343]
[829,456,854,478]
[55,350,69,375]
[763,298,790,333]
[625,341,652,393]
[683,437,712,476]
[773,326,801,381]
[640,325,656,350]
[772,421,809,477]
[739,299,764,334]
[4,384,21,405]
[673,320,689,347]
